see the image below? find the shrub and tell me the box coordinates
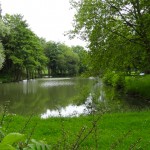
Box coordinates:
[111,73,125,89]
[103,71,125,89]
[102,71,115,85]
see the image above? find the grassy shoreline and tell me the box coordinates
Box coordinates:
[103,72,150,100]
[125,75,150,99]
[1,110,150,149]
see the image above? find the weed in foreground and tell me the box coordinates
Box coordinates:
[0,102,50,149]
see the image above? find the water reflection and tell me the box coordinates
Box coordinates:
[41,94,93,118]
[0,77,149,116]
[0,78,94,115]
[22,79,37,94]
[41,81,74,87]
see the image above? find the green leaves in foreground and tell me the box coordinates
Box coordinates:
[0,132,24,150]
[0,144,15,150]
[0,132,51,150]
[24,139,50,150]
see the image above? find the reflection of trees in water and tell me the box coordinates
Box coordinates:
[22,80,37,94]
[93,80,150,112]
[1,78,149,116]
[0,78,95,116]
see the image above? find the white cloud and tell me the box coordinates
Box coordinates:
[0,0,87,47]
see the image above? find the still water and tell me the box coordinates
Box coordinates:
[0,78,95,117]
[0,78,149,118]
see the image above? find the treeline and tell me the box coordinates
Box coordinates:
[0,14,88,81]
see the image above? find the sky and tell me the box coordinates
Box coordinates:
[0,0,86,47]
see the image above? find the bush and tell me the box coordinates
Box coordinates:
[111,73,125,89]
[103,71,125,89]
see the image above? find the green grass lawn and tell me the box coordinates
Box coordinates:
[2,110,150,149]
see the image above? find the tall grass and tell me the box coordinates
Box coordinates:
[125,75,150,99]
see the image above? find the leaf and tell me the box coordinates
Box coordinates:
[1,132,25,145]
[25,144,36,150]
[0,143,16,150]
[27,139,51,150]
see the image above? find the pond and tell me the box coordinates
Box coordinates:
[0,78,95,117]
[0,77,149,118]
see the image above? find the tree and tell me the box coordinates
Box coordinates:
[0,42,4,70]
[1,14,47,80]
[0,16,9,70]
[72,45,89,74]
[64,46,79,76]
[44,41,60,76]
[70,0,150,75]
[45,41,80,77]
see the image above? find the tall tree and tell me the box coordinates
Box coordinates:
[72,45,89,74]
[70,0,150,74]
[1,14,47,80]
[60,44,79,76]
[0,42,4,70]
[44,41,60,76]
[0,3,2,18]
[45,41,80,77]
[0,14,9,70]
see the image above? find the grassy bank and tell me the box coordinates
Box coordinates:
[125,75,150,99]
[103,71,150,100]
[1,111,150,149]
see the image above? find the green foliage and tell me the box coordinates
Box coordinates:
[0,130,51,150]
[125,75,150,99]
[0,143,15,150]
[24,139,50,150]
[44,41,82,77]
[0,128,25,150]
[70,0,150,75]
[103,71,125,89]
[0,18,10,38]
[0,17,9,70]
[0,12,88,79]
[1,14,47,80]
[111,73,125,89]
[1,132,24,144]
[103,71,115,85]
[0,42,5,70]
[72,45,89,74]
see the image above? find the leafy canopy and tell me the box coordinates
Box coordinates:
[70,0,150,74]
